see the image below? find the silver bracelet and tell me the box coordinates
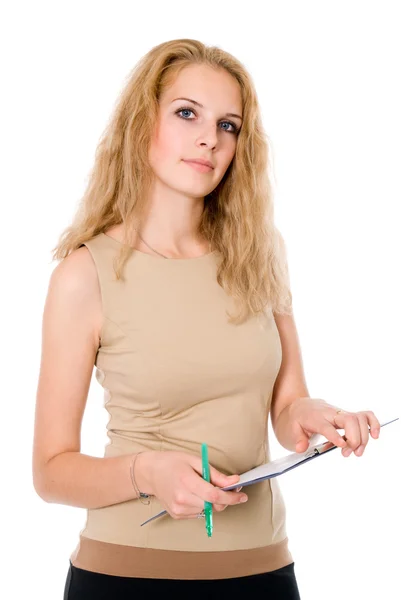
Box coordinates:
[130,452,151,505]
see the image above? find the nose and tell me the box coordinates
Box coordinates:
[196,124,218,150]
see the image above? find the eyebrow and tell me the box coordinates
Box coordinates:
[171,97,243,121]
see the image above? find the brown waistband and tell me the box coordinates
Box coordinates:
[70,535,293,580]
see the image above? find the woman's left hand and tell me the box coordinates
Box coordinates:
[275,398,381,457]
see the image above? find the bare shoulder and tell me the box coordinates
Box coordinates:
[49,245,102,343]
[51,244,98,290]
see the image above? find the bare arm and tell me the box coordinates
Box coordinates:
[38,451,155,509]
[32,246,155,509]
[270,310,310,450]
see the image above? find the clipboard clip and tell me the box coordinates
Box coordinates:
[304,439,336,459]
[304,447,320,459]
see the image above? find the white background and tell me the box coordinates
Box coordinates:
[1,1,399,598]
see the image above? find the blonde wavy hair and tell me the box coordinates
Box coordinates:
[52,38,293,324]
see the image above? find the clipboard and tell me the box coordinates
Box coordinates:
[140,416,399,526]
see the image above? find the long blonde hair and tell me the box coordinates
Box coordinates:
[52,38,293,324]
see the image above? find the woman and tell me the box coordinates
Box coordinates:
[32,39,381,599]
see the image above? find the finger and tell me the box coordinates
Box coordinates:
[342,411,381,457]
[320,421,348,449]
[185,501,227,519]
[189,458,247,504]
[344,414,362,453]
[170,490,205,518]
[209,465,241,488]
[333,413,361,452]
[353,413,370,456]
[365,410,381,438]
[178,498,227,518]
[184,500,228,515]
[192,476,248,506]
[190,457,241,489]
[213,503,228,512]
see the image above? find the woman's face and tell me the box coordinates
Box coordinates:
[148,64,243,198]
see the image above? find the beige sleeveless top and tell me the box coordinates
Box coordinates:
[69,232,293,579]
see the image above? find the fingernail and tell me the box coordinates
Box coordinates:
[240,495,248,502]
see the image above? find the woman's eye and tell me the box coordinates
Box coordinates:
[175,108,238,134]
[176,108,195,119]
[179,108,194,118]
[220,121,237,133]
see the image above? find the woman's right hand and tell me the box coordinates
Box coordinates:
[136,450,247,519]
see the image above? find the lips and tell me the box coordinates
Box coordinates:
[183,158,214,169]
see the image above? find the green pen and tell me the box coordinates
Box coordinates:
[201,443,213,537]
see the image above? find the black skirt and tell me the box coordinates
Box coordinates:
[64,560,301,599]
